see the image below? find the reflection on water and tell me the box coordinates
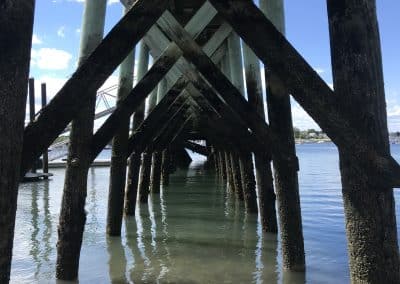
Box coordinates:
[10,144,400,283]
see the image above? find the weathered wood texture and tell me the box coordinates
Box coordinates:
[260,0,305,270]
[124,42,150,215]
[150,79,168,194]
[156,11,274,158]
[57,1,107,280]
[161,149,172,186]
[126,81,189,157]
[238,150,258,213]
[20,0,168,176]
[242,29,277,233]
[28,79,37,173]
[137,153,152,203]
[0,1,35,282]
[91,43,182,160]
[137,87,159,202]
[107,44,136,234]
[208,0,400,187]
[41,84,49,175]
[327,1,400,282]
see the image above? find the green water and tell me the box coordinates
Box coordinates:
[12,144,400,283]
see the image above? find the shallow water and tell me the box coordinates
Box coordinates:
[10,143,400,283]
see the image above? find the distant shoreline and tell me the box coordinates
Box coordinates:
[295,138,331,144]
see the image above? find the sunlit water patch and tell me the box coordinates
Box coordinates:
[10,143,400,283]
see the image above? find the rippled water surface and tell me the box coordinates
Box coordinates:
[11,143,400,283]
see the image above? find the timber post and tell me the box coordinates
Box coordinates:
[56,0,107,280]
[150,79,168,194]
[107,3,136,236]
[260,0,305,270]
[327,0,400,281]
[124,41,150,215]
[28,78,37,174]
[0,1,35,282]
[242,30,278,233]
[41,83,49,176]
[137,89,158,203]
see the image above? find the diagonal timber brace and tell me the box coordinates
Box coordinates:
[90,43,183,159]
[20,0,169,175]
[156,12,279,155]
[125,85,190,157]
[207,0,400,188]
[89,1,221,161]
[143,22,257,149]
[184,141,210,157]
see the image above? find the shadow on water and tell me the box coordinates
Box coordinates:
[107,236,128,284]
[14,160,311,283]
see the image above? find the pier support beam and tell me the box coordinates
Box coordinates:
[28,79,37,173]
[124,42,150,214]
[161,149,172,186]
[41,84,49,176]
[0,1,35,282]
[107,4,136,236]
[56,1,107,280]
[243,32,277,232]
[137,88,158,203]
[238,149,258,213]
[260,0,304,269]
[150,79,168,193]
[225,38,251,199]
[327,1,400,282]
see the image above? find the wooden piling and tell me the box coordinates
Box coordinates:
[150,79,168,194]
[243,31,278,232]
[137,87,158,203]
[0,1,35,281]
[124,42,150,215]
[41,83,49,176]
[224,150,235,192]
[28,78,37,174]
[161,149,171,186]
[229,150,244,200]
[56,0,107,280]
[259,0,304,269]
[106,3,136,236]
[226,35,258,210]
[327,1,400,281]
[238,149,258,213]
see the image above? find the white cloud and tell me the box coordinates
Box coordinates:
[57,26,66,38]
[32,34,42,45]
[31,48,73,70]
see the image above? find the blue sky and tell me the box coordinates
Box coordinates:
[30,0,400,131]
